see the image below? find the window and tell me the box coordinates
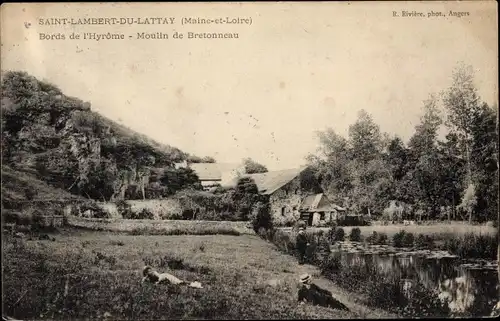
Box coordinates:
[281,206,286,216]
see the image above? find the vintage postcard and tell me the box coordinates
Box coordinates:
[1,1,498,319]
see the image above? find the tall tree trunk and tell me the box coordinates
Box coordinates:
[465,142,473,224]
[452,194,455,220]
[141,176,146,200]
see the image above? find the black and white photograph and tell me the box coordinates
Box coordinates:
[1,1,498,319]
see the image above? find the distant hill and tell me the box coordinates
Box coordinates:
[1,70,202,203]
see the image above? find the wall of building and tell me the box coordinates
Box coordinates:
[269,176,309,225]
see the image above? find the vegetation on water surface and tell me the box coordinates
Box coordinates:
[264,226,498,317]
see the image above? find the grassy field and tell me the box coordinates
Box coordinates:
[2,228,365,320]
[306,223,497,238]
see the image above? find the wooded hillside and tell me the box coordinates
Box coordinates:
[1,71,202,202]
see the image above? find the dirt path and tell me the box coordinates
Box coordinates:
[293,262,399,319]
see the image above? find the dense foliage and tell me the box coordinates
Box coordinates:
[1,71,204,202]
[243,158,268,174]
[307,63,498,222]
[166,177,269,222]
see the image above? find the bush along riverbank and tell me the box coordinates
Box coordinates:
[261,226,498,317]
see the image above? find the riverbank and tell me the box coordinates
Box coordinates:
[266,227,499,317]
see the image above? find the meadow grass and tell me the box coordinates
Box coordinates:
[2,228,358,320]
[309,223,497,239]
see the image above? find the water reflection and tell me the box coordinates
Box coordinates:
[332,242,498,316]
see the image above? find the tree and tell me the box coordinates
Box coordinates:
[347,110,390,215]
[406,95,445,218]
[243,158,268,174]
[160,167,201,195]
[469,103,498,222]
[233,177,261,220]
[385,136,409,182]
[348,110,385,164]
[408,94,443,158]
[306,129,352,201]
[442,63,483,223]
[437,132,466,220]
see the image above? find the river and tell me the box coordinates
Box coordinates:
[331,241,498,317]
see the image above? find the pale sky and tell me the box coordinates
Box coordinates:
[1,2,498,171]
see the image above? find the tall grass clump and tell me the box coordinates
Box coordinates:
[415,234,435,249]
[349,227,362,242]
[328,227,345,242]
[366,231,388,245]
[393,230,415,248]
[442,232,498,260]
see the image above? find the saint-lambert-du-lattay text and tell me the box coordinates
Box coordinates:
[38,16,252,26]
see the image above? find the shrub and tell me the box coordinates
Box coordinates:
[392,230,415,248]
[366,231,388,245]
[415,234,435,249]
[249,201,273,232]
[79,202,110,219]
[269,229,296,254]
[402,232,414,247]
[349,227,362,242]
[332,227,345,242]
[115,200,133,219]
[135,208,155,220]
[319,253,342,277]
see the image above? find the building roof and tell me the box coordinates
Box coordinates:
[189,162,243,181]
[301,193,324,210]
[189,163,222,181]
[222,166,308,195]
[300,193,346,212]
